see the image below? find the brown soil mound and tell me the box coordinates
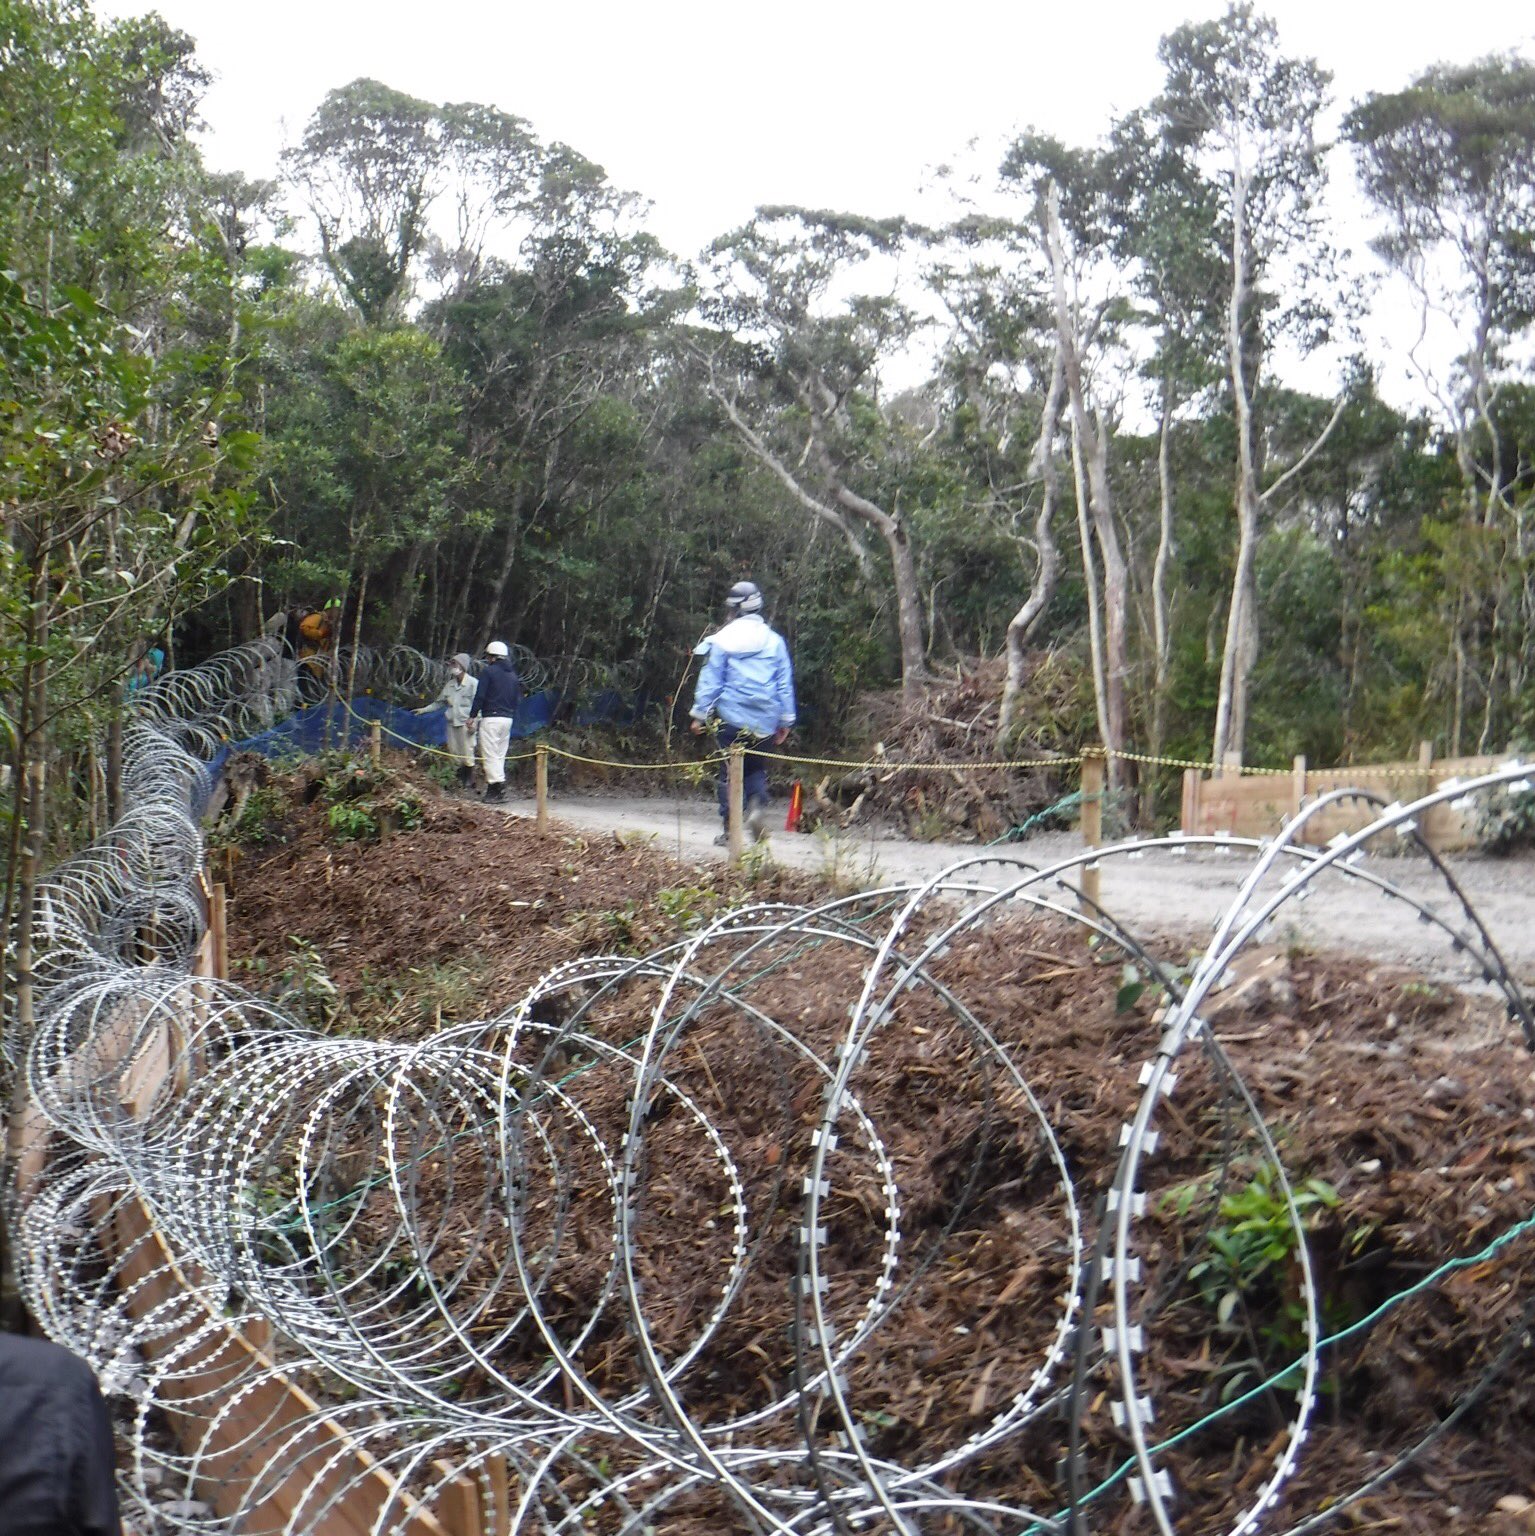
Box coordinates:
[224,765,1535,1533]
[225,767,823,1030]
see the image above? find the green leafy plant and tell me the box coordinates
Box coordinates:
[273,938,342,1030]
[656,884,717,929]
[1113,958,1191,1014]
[314,752,424,842]
[228,784,289,847]
[419,755,462,791]
[1168,1163,1340,1398]
[327,801,380,841]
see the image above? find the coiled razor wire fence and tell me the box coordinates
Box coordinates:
[4,638,1535,1535]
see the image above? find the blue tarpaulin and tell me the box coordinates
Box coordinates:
[204,690,562,789]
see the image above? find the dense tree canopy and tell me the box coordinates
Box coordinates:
[5,0,1535,901]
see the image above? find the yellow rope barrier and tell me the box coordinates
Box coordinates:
[339,698,542,764]
[543,744,723,771]
[339,694,1479,787]
[757,750,1083,772]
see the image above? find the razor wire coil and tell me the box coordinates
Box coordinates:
[6,638,1534,1536]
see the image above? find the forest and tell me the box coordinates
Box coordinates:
[4,0,1535,866]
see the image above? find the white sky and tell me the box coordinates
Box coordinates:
[99,0,1535,407]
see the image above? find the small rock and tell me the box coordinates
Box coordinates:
[1426,1075,1466,1103]
[156,1499,212,1518]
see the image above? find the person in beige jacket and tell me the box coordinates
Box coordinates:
[416,653,478,786]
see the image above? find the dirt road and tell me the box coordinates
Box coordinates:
[498,790,1535,986]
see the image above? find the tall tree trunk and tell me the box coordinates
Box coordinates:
[1084,424,1130,785]
[345,568,369,707]
[391,539,429,645]
[106,713,124,825]
[1045,183,1128,787]
[1071,419,1112,758]
[445,527,487,653]
[1150,378,1176,762]
[14,614,48,1040]
[830,482,928,705]
[1213,149,1259,771]
[998,345,1066,747]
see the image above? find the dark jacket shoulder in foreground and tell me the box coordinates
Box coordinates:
[0,1332,120,1536]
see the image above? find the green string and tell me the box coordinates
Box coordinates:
[1031,1207,1535,1531]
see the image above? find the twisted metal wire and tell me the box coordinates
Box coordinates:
[6,640,1533,1534]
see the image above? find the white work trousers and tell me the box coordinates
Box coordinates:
[445,721,473,768]
[478,716,514,785]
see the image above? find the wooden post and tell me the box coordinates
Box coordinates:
[535,743,549,832]
[1080,751,1104,910]
[1180,768,1198,836]
[727,741,745,864]
[1292,754,1307,819]
[211,883,228,982]
[370,718,382,766]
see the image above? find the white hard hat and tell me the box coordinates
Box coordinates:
[485,640,510,658]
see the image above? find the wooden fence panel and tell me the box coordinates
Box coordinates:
[1183,752,1509,852]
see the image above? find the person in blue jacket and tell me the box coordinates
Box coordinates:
[689,580,796,844]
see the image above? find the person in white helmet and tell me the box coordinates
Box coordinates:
[690,580,796,844]
[414,653,478,787]
[469,641,522,802]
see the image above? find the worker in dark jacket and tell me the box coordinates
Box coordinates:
[469,640,523,802]
[0,1331,120,1535]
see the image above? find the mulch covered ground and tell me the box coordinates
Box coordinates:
[224,765,1535,1534]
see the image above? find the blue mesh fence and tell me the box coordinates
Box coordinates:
[204,689,562,792]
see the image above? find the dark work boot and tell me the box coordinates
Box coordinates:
[485,781,506,803]
[455,764,473,788]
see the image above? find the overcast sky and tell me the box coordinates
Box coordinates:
[97,1,1529,254]
[97,0,1534,405]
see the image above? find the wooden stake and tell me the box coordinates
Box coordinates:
[1080,750,1104,911]
[727,742,745,864]
[1292,754,1307,819]
[535,743,549,832]
[370,718,382,766]
[211,882,228,982]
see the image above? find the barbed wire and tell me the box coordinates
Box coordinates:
[5,639,1534,1535]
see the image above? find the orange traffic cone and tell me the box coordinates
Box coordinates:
[786,780,804,832]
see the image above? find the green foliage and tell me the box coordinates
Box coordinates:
[269,937,342,1031]
[224,785,288,848]
[1474,774,1535,854]
[315,755,423,843]
[655,884,716,929]
[12,2,1535,909]
[326,800,380,842]
[1168,1162,1341,1396]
